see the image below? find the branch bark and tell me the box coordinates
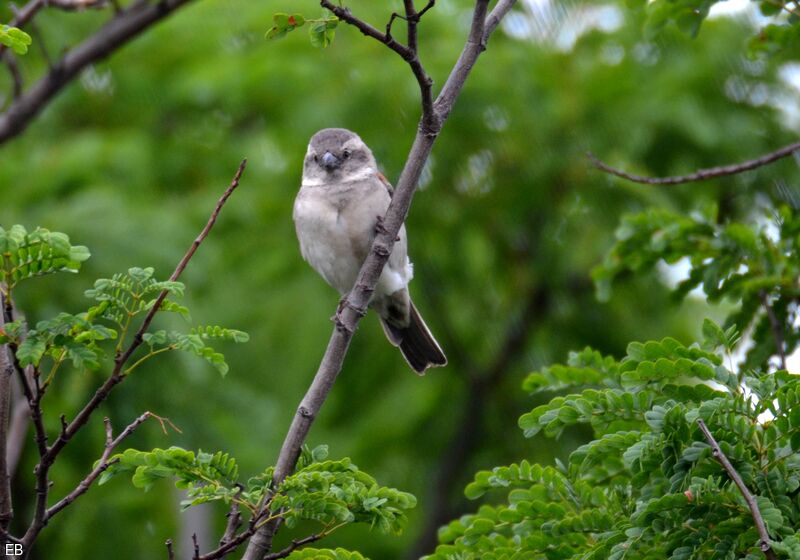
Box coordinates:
[587,139,800,185]
[241,2,517,558]
[18,159,246,553]
[0,297,14,534]
[0,0,198,145]
[697,419,777,560]
[45,412,153,519]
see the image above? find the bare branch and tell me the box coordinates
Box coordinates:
[242,1,516,558]
[166,539,175,560]
[403,0,418,52]
[262,532,325,560]
[697,419,777,560]
[0,0,197,145]
[2,52,23,101]
[46,0,109,11]
[7,390,30,477]
[320,0,436,132]
[759,291,787,370]
[219,487,243,548]
[20,159,246,549]
[0,307,14,532]
[587,140,800,185]
[45,412,154,519]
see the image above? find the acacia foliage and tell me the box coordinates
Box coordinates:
[424,204,800,559]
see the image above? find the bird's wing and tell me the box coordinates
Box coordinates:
[377,171,394,198]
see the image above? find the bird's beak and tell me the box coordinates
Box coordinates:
[321,151,341,171]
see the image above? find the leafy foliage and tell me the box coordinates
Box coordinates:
[101,443,416,543]
[0,225,89,290]
[427,202,800,559]
[632,0,800,57]
[593,205,800,371]
[266,11,338,47]
[0,236,247,385]
[0,24,32,55]
[428,336,800,559]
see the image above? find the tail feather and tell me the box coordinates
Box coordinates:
[380,301,447,375]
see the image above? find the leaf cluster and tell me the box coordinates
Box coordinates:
[427,333,800,559]
[0,24,32,55]
[100,443,416,547]
[593,205,800,371]
[265,12,339,48]
[630,0,800,58]
[1,229,248,389]
[427,202,800,559]
[0,225,89,290]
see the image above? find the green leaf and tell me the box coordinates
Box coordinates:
[309,19,337,48]
[16,333,46,367]
[0,24,32,55]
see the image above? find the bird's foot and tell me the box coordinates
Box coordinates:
[374,215,401,241]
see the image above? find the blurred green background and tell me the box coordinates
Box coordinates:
[2,0,799,557]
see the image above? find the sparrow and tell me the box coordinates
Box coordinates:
[293,128,447,374]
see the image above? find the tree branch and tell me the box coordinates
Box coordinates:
[0,0,198,145]
[587,139,800,185]
[697,419,777,560]
[759,290,787,370]
[241,2,516,558]
[0,300,14,533]
[45,412,154,519]
[262,532,324,560]
[219,487,243,548]
[19,159,246,550]
[320,0,435,132]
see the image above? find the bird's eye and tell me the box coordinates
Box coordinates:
[343,149,351,159]
[313,155,318,162]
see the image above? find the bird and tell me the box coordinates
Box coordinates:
[293,128,447,374]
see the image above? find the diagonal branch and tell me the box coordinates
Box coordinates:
[45,411,154,519]
[20,159,246,549]
[242,1,516,558]
[262,531,325,560]
[697,419,777,560]
[587,139,800,185]
[0,0,198,145]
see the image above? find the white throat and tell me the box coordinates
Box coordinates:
[302,166,377,187]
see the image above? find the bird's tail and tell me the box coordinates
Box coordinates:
[380,301,447,375]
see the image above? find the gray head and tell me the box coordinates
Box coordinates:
[302,128,378,185]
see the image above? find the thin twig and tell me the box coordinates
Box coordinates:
[218,487,243,547]
[0,301,13,532]
[262,532,325,560]
[20,159,246,549]
[0,0,197,144]
[46,0,109,11]
[403,0,418,52]
[697,419,777,560]
[166,539,175,560]
[2,52,23,101]
[46,412,155,518]
[241,1,516,558]
[320,0,436,132]
[759,290,787,370]
[193,533,201,560]
[587,140,800,185]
